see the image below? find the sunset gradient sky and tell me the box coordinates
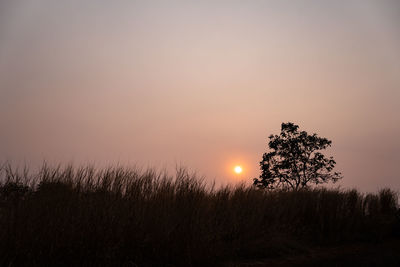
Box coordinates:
[1,0,399,191]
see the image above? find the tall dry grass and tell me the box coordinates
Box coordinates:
[0,164,398,266]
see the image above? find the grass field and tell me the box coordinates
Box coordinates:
[1,164,399,266]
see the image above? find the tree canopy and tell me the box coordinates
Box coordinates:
[254,122,342,190]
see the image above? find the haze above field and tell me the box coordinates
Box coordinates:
[1,0,399,191]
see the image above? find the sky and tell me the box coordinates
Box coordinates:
[0,0,399,192]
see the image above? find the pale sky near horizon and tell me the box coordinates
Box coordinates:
[1,0,399,191]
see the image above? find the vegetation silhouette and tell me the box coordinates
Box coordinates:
[254,122,342,190]
[0,163,399,266]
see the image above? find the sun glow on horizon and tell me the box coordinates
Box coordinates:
[234,166,243,174]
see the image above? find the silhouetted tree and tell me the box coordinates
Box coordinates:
[254,122,342,190]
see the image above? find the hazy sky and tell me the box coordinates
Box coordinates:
[1,0,399,191]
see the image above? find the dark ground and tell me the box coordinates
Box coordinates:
[227,238,400,267]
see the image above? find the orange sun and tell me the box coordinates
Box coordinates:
[234,166,243,174]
